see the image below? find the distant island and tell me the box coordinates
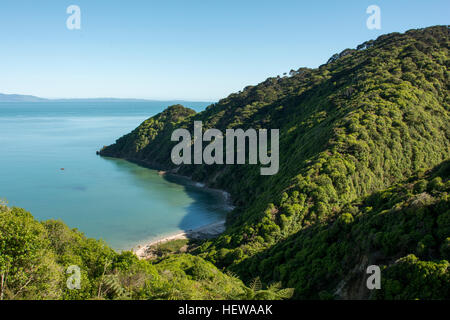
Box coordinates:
[0,93,48,102]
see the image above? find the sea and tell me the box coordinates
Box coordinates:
[0,101,230,250]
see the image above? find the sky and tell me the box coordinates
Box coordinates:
[0,0,448,101]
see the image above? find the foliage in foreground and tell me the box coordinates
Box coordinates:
[0,201,293,300]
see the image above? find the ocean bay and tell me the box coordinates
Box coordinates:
[0,101,229,250]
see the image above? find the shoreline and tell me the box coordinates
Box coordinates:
[160,170,235,211]
[133,219,226,259]
[98,156,234,259]
[101,155,235,209]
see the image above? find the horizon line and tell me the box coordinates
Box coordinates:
[0,92,217,103]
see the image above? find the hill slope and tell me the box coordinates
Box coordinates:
[101,25,449,299]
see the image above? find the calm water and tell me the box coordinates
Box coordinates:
[0,101,230,250]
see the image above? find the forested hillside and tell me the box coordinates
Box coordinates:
[100,26,449,298]
[231,160,450,299]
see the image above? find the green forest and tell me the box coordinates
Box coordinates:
[2,25,449,299]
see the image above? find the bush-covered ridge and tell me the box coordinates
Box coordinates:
[228,160,450,299]
[101,25,449,289]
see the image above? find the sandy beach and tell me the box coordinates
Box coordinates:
[133,170,233,259]
[133,220,226,259]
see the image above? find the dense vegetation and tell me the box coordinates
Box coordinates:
[100,26,450,299]
[0,202,294,300]
[232,160,450,299]
[1,26,448,299]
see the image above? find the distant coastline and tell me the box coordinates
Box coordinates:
[0,92,214,104]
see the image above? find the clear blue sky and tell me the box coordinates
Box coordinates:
[0,0,448,100]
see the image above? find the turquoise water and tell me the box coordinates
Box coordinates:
[0,101,230,250]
